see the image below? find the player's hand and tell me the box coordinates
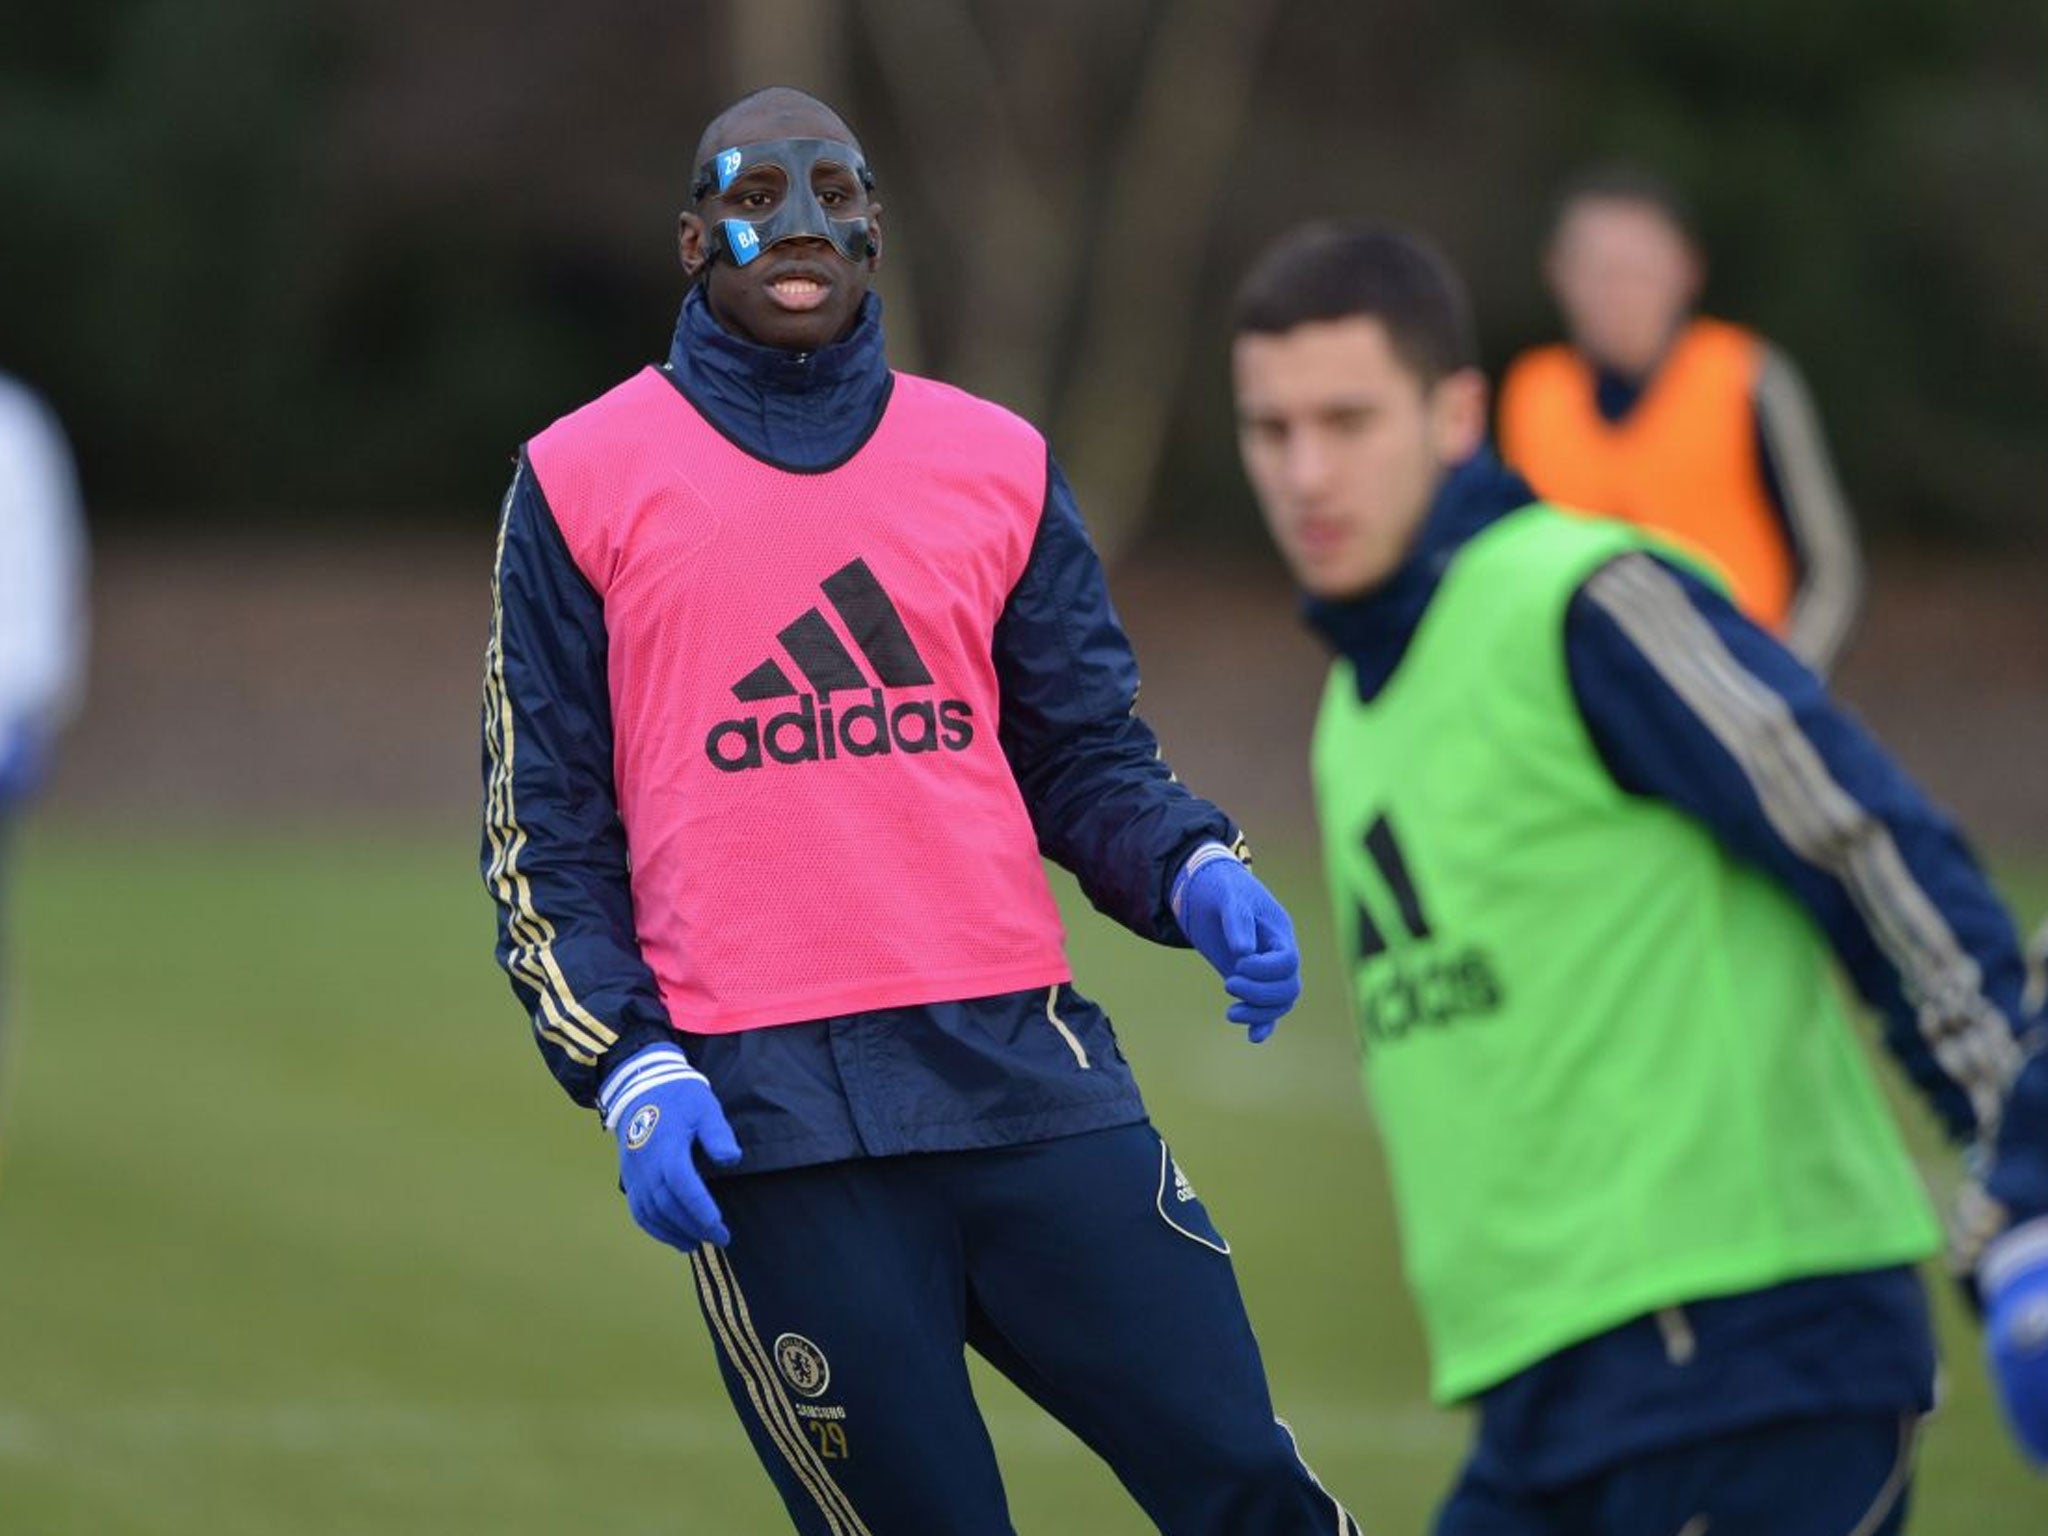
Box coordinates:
[1172,843,1301,1043]
[1982,1216,2048,1466]
[599,1043,743,1251]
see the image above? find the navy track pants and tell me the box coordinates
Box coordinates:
[684,1121,1358,1534]
[1435,1412,1920,1536]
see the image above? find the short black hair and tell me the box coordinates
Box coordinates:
[1230,222,1478,386]
[1548,162,1697,246]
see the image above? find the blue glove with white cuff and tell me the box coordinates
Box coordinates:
[600,1043,743,1251]
[1983,1216,2048,1466]
[1172,842,1302,1043]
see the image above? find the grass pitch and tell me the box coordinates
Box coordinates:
[0,826,2042,1533]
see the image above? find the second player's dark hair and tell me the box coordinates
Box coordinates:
[1230,222,1478,386]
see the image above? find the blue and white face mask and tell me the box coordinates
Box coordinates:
[691,137,877,267]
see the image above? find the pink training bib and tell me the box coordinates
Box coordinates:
[527,367,1072,1033]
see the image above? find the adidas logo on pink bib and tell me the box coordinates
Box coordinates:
[706,557,975,771]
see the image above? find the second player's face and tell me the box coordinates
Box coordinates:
[1233,317,1484,601]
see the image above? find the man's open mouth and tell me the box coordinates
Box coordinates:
[765,271,831,312]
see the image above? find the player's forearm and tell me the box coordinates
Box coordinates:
[1753,349,1862,672]
[993,456,1235,942]
[482,830,676,1105]
[482,458,676,1107]
[1006,706,1237,942]
[1570,552,2029,1142]
[1983,1048,2048,1227]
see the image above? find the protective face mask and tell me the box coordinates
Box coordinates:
[691,137,876,266]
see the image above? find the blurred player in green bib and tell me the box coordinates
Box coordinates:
[1228,222,2048,1534]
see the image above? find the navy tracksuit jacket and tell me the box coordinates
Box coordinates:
[486,286,1235,1168]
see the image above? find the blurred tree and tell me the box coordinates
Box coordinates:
[0,0,2040,550]
[0,0,338,510]
[854,0,1279,558]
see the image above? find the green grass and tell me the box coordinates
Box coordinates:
[0,826,2043,1533]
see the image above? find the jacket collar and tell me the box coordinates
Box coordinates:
[664,285,892,470]
[1302,448,1537,702]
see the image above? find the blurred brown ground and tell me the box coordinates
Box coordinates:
[44,533,2048,863]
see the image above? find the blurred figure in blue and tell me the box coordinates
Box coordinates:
[0,370,88,1102]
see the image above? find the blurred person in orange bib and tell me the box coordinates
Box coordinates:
[1498,166,1861,673]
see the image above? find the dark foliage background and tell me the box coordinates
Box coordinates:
[3,0,2043,548]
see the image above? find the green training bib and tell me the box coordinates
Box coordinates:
[1312,504,1938,1403]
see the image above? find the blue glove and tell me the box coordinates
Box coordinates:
[598,1043,743,1251]
[1982,1216,2048,1466]
[1171,842,1301,1042]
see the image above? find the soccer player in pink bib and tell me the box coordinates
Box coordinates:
[480,86,1359,1534]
